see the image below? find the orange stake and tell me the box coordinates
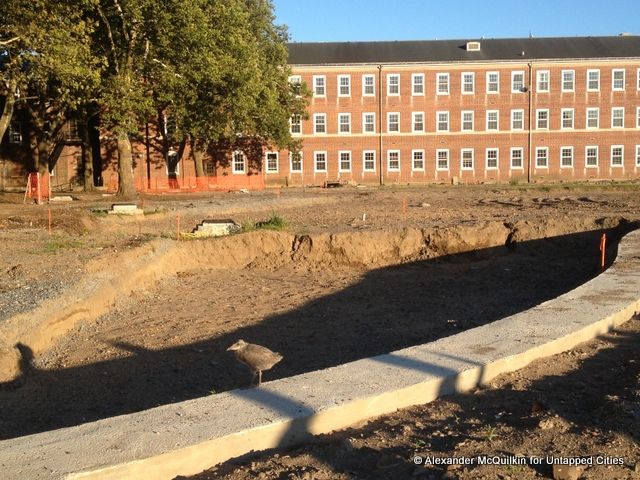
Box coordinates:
[48,208,52,235]
[600,233,606,269]
[177,215,181,241]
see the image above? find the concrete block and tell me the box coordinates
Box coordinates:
[192,219,240,237]
[108,204,144,215]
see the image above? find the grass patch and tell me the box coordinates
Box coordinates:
[242,213,287,232]
[91,209,109,217]
[42,235,85,254]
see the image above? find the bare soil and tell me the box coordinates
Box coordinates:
[1,183,640,479]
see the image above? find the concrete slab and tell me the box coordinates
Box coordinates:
[2,230,640,480]
[108,204,143,215]
[191,219,241,238]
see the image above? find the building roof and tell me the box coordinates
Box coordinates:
[287,36,640,66]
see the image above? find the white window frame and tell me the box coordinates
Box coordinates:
[485,148,499,170]
[232,150,246,174]
[461,72,475,94]
[536,109,549,130]
[313,75,326,97]
[338,150,352,172]
[338,113,351,134]
[313,113,327,134]
[363,150,376,172]
[387,150,400,172]
[461,110,474,132]
[362,74,375,96]
[486,71,499,94]
[412,111,425,133]
[536,147,549,169]
[314,151,327,173]
[561,70,575,92]
[437,73,449,95]
[290,115,302,135]
[636,145,640,167]
[337,75,351,97]
[561,108,574,129]
[638,68,640,90]
[387,112,400,133]
[560,146,574,168]
[265,151,279,173]
[486,110,499,131]
[412,73,425,96]
[8,121,22,144]
[412,149,425,171]
[461,148,474,171]
[387,73,400,96]
[511,71,525,93]
[290,151,303,173]
[612,68,626,91]
[587,69,600,92]
[612,107,625,128]
[637,107,640,128]
[511,109,524,131]
[436,111,449,132]
[586,108,600,129]
[611,145,624,167]
[537,70,550,92]
[288,75,302,96]
[585,146,599,168]
[362,112,376,134]
[436,149,449,171]
[510,147,524,169]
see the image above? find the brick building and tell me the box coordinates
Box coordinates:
[269,35,640,186]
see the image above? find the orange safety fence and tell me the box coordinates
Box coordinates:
[107,174,265,193]
[24,172,51,203]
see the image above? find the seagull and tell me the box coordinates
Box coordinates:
[227,339,282,387]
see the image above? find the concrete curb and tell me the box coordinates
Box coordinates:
[2,230,640,480]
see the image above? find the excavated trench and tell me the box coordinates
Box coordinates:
[0,215,635,439]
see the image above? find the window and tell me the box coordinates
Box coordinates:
[537,71,549,92]
[8,121,22,144]
[461,111,474,131]
[486,148,499,170]
[387,74,400,96]
[536,109,549,129]
[586,108,599,129]
[462,72,474,94]
[339,151,351,172]
[65,120,80,141]
[561,109,574,129]
[314,113,326,134]
[612,69,625,91]
[561,147,573,168]
[637,107,640,128]
[290,152,302,172]
[290,115,302,135]
[611,145,624,167]
[436,149,449,170]
[437,73,449,95]
[387,150,400,171]
[511,109,524,130]
[362,74,375,96]
[536,148,548,168]
[587,69,600,91]
[265,152,278,173]
[363,150,376,172]
[638,68,640,90]
[486,71,499,93]
[338,113,351,134]
[314,151,327,172]
[436,111,449,132]
[585,146,598,168]
[289,75,302,96]
[412,73,424,95]
[232,151,246,174]
[510,148,524,169]
[387,112,400,133]
[313,75,326,97]
[486,110,499,131]
[562,70,575,92]
[636,145,640,167]
[205,162,215,176]
[612,107,624,128]
[412,112,425,133]
[363,112,376,133]
[461,149,474,170]
[412,149,425,171]
[511,71,525,92]
[338,75,350,96]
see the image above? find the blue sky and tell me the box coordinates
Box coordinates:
[273,0,640,42]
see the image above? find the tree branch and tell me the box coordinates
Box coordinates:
[0,36,20,46]
[96,3,120,75]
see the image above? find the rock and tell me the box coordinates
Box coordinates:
[538,418,554,430]
[420,202,431,208]
[552,464,585,480]
[339,438,354,453]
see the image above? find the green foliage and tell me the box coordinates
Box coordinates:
[42,234,85,254]
[241,213,287,232]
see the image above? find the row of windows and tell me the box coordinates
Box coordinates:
[292,107,640,135]
[293,68,640,98]
[264,145,640,174]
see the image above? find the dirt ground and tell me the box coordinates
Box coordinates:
[1,182,640,479]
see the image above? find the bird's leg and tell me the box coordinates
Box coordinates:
[257,370,262,387]
[251,370,258,386]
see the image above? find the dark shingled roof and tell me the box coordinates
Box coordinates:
[287,36,640,65]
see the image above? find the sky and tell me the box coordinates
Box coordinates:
[273,0,640,43]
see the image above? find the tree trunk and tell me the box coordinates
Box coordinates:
[116,132,137,197]
[81,120,95,191]
[191,138,206,177]
[36,137,51,176]
[0,79,17,143]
